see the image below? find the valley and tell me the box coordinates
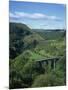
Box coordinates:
[9,22,66,89]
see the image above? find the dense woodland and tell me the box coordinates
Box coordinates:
[9,22,66,89]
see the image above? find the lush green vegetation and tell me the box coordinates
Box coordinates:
[9,23,66,89]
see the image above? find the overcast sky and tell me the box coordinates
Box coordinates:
[9,1,66,29]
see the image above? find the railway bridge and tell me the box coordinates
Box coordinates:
[35,57,61,71]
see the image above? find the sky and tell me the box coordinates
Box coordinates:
[9,1,66,29]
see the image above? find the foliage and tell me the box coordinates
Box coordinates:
[9,23,66,89]
[32,70,65,87]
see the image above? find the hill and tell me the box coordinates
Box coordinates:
[9,23,44,59]
[33,29,65,40]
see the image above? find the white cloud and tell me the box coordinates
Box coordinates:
[10,12,61,21]
[9,12,19,18]
[11,12,46,19]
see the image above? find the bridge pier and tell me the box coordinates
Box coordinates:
[51,59,55,70]
[54,59,56,71]
[51,58,59,70]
